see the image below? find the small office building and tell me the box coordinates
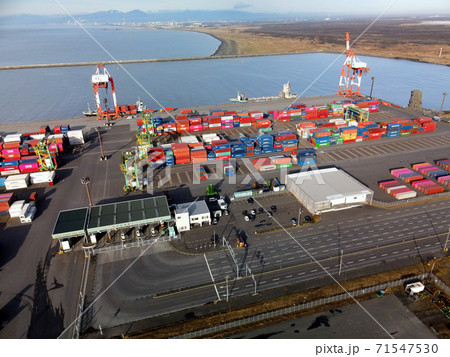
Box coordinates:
[175,200,211,232]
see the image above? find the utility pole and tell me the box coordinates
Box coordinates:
[440,92,447,114]
[339,249,344,275]
[96,128,107,161]
[370,76,375,98]
[298,207,302,225]
[225,275,229,301]
[81,177,93,207]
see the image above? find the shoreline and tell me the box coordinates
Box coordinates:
[1,49,448,71]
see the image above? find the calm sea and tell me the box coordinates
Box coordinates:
[0,25,448,124]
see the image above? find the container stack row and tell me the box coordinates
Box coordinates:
[379,180,417,200]
[138,99,380,137]
[299,116,435,148]
[436,159,450,187]
[390,168,423,183]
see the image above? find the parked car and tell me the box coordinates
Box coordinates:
[151,226,159,235]
[244,215,250,222]
[136,229,142,238]
[242,210,248,216]
[249,214,256,221]
[217,199,228,210]
[247,197,254,204]
[211,234,219,244]
[271,205,277,213]
[304,216,312,223]
[258,207,264,214]
[250,209,256,215]
[212,217,218,225]
[291,218,297,226]
[120,232,128,240]
[224,209,230,216]
[267,211,272,217]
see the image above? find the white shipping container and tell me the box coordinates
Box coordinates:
[395,191,417,200]
[1,170,21,176]
[30,171,55,184]
[3,134,23,143]
[240,123,252,127]
[258,164,277,172]
[180,136,199,144]
[47,134,64,140]
[30,134,46,140]
[9,200,25,217]
[67,130,85,145]
[387,185,407,194]
[5,173,29,190]
[5,181,28,190]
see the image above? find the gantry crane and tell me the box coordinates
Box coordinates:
[120,150,140,192]
[136,112,156,159]
[338,32,369,96]
[32,137,58,171]
[92,64,120,120]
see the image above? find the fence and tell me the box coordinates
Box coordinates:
[372,191,450,208]
[430,275,450,297]
[173,273,430,339]
[231,190,289,202]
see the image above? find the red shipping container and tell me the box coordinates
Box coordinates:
[2,142,21,149]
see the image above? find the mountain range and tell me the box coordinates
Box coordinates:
[0,9,337,25]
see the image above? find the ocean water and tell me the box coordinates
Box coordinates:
[0,26,449,124]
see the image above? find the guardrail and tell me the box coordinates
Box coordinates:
[173,273,430,339]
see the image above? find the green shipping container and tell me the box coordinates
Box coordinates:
[259,127,273,133]
[215,151,231,157]
[315,142,330,147]
[276,163,293,169]
[400,131,411,136]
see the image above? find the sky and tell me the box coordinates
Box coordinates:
[1,0,449,16]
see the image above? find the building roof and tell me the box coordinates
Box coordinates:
[287,167,373,203]
[86,196,171,234]
[176,200,210,216]
[52,208,89,239]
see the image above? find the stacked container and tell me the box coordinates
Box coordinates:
[257,134,274,154]
[379,180,417,199]
[411,179,444,195]
[297,149,316,166]
[211,139,231,160]
[171,143,190,164]
[4,173,30,190]
[390,168,423,183]
[0,193,16,215]
[230,141,246,158]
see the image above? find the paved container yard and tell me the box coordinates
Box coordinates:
[0,94,449,339]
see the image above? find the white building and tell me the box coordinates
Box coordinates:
[286,167,374,215]
[175,200,211,232]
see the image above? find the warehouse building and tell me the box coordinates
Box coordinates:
[286,167,374,214]
[175,200,211,231]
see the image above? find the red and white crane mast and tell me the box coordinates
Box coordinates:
[92,64,120,120]
[338,32,369,96]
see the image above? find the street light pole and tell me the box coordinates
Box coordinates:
[440,92,447,114]
[369,76,375,98]
[225,276,229,301]
[339,249,344,275]
[96,128,107,161]
[298,207,302,225]
[81,177,93,207]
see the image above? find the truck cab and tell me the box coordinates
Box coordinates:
[217,199,228,210]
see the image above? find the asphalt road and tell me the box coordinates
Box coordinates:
[84,199,449,332]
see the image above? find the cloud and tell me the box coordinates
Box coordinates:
[233,2,252,10]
